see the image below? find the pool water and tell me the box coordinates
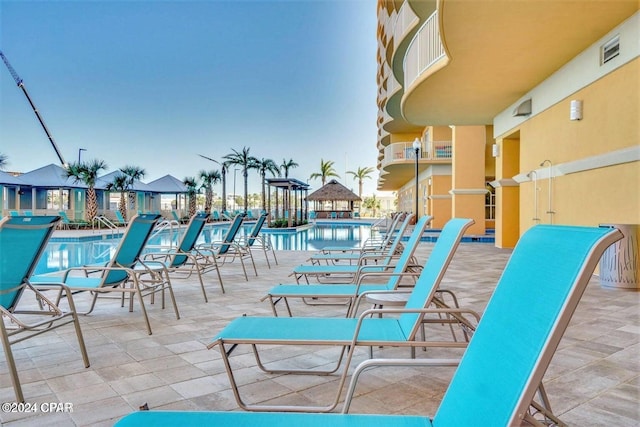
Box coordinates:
[35,222,378,275]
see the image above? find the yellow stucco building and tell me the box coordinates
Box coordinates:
[376,0,639,248]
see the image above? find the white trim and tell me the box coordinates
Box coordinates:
[494,12,640,138]
[490,178,519,188]
[513,146,639,182]
[449,188,489,195]
[428,194,452,200]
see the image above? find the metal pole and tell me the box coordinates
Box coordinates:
[78,148,86,163]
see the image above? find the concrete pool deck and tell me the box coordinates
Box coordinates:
[1,238,638,426]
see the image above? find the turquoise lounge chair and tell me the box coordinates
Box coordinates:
[30,214,177,335]
[58,211,86,229]
[205,217,483,412]
[308,213,413,265]
[0,215,90,402]
[230,212,276,269]
[116,224,622,422]
[195,213,248,286]
[290,215,415,284]
[140,213,219,301]
[171,210,187,224]
[262,216,468,317]
[212,210,221,221]
[114,210,128,226]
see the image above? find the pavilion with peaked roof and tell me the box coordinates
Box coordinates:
[306,179,361,219]
[145,175,188,213]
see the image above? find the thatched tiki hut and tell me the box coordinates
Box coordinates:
[306,179,361,219]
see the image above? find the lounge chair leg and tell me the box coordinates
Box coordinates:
[1,320,25,403]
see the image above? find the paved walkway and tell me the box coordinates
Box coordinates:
[1,242,638,426]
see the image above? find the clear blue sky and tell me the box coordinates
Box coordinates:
[0,0,383,197]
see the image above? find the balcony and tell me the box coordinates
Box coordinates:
[404,10,446,90]
[381,140,452,169]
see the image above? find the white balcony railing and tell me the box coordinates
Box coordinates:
[393,1,419,51]
[404,10,445,88]
[381,141,452,167]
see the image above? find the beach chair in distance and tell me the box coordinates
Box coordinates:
[194,213,249,284]
[58,211,86,229]
[9,210,19,217]
[231,212,277,269]
[263,215,445,317]
[139,213,221,301]
[116,224,622,422]
[308,213,413,265]
[171,210,188,224]
[320,212,405,255]
[0,215,90,403]
[290,215,416,284]
[30,214,177,335]
[115,210,129,226]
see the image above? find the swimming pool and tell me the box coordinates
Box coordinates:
[35,222,379,275]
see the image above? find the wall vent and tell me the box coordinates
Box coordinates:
[601,35,620,65]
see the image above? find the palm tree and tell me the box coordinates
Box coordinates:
[347,166,375,200]
[198,154,229,213]
[309,159,340,187]
[183,176,199,217]
[0,153,8,170]
[120,165,146,214]
[106,174,129,221]
[199,169,221,215]
[223,147,259,214]
[65,159,108,221]
[280,158,298,178]
[256,158,280,211]
[363,195,381,217]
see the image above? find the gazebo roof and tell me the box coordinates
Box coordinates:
[145,175,188,193]
[306,179,361,202]
[265,177,310,190]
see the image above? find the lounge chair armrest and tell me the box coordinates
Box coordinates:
[341,357,460,413]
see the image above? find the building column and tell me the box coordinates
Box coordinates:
[450,126,487,235]
[494,137,520,248]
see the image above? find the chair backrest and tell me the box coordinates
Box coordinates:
[171,213,209,267]
[433,225,622,426]
[245,213,268,247]
[103,214,161,285]
[213,211,220,220]
[377,213,414,267]
[0,216,60,310]
[171,211,181,222]
[9,210,19,217]
[382,215,432,290]
[217,213,246,255]
[398,218,474,338]
[58,211,71,223]
[115,211,127,224]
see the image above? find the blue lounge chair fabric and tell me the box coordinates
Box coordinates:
[290,215,416,284]
[206,218,478,412]
[0,215,90,402]
[115,210,128,226]
[115,224,622,423]
[263,215,443,317]
[140,213,219,301]
[58,210,86,229]
[309,213,413,265]
[232,212,277,269]
[30,214,176,335]
[194,213,248,285]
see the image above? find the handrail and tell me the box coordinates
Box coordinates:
[148,219,181,248]
[93,215,118,237]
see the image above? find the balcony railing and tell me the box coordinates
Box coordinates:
[381,140,452,167]
[393,1,419,51]
[404,10,445,88]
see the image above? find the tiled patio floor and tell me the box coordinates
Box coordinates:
[2,240,639,426]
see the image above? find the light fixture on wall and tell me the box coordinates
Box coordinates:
[492,144,500,158]
[570,100,583,121]
[512,98,532,117]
